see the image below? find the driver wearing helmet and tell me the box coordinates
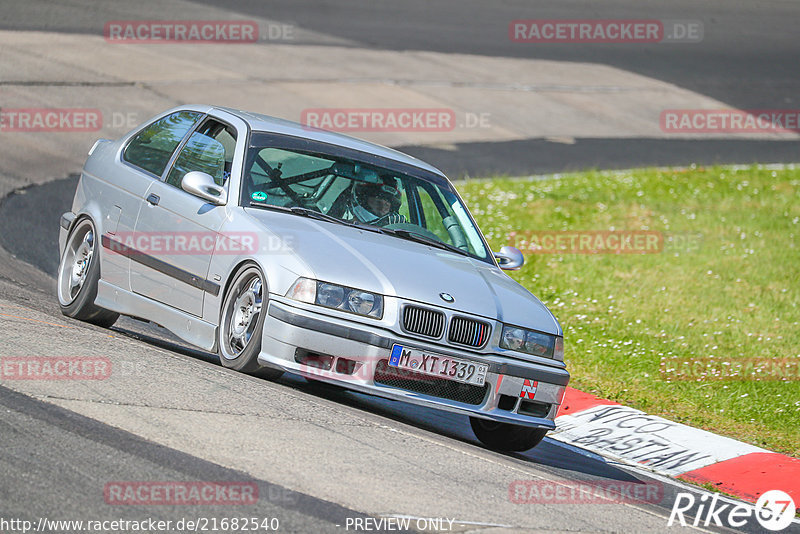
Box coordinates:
[349,179,406,226]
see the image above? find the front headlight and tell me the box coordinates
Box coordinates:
[287,278,383,319]
[500,324,563,361]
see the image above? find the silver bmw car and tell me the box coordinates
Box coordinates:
[57,104,569,451]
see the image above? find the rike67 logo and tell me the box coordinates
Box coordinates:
[669,489,796,531]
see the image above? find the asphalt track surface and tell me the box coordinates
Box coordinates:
[198,0,800,173]
[0,180,788,532]
[2,0,800,174]
[0,385,375,533]
[5,0,799,109]
[1,1,799,533]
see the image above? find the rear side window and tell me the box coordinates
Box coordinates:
[123,111,201,177]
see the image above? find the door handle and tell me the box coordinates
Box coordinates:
[146,193,160,206]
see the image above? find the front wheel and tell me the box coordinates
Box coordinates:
[57,218,119,328]
[218,264,283,378]
[469,417,548,452]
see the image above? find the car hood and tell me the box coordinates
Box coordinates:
[245,209,561,335]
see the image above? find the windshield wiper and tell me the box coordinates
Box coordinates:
[288,206,346,225]
[247,203,385,234]
[247,201,295,214]
[289,207,388,234]
[248,202,346,225]
[383,228,470,257]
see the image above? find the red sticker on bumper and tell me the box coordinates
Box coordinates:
[520,379,538,399]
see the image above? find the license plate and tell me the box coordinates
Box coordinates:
[388,344,488,386]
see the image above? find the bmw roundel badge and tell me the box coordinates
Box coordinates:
[439,292,454,303]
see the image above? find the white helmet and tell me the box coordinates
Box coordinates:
[350,180,402,223]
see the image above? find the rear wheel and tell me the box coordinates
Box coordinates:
[469,417,548,452]
[57,218,119,327]
[218,264,283,378]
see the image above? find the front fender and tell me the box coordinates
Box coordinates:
[201,220,315,325]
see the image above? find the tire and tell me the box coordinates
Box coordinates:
[218,264,283,378]
[57,218,119,328]
[469,417,548,452]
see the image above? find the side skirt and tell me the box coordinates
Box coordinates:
[95,280,217,351]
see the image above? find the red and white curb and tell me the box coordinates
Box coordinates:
[549,387,800,509]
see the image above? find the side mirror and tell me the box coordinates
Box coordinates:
[493,246,524,270]
[181,171,227,206]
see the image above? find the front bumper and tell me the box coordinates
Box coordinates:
[258,298,569,429]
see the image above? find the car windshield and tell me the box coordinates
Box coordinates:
[242,138,492,262]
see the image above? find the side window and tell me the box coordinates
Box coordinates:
[123,111,201,177]
[165,120,237,188]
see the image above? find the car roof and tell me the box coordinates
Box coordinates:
[204,105,448,179]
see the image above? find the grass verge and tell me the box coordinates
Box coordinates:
[458,164,799,456]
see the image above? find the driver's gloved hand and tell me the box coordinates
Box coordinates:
[383,213,406,225]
